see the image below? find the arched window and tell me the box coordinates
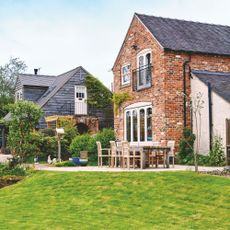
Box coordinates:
[136,49,152,90]
[124,103,152,143]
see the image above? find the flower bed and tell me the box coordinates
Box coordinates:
[0,175,23,189]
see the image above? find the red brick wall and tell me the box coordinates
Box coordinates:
[113,15,230,148]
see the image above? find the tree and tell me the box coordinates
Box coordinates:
[177,91,204,172]
[7,101,43,162]
[0,57,27,118]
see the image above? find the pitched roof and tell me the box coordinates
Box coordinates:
[37,66,89,107]
[18,74,57,87]
[192,70,230,103]
[136,13,230,56]
[4,66,89,121]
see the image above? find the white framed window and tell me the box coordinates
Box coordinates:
[136,49,152,90]
[15,89,23,102]
[124,102,153,144]
[121,64,130,85]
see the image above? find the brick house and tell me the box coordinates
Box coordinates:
[112,13,230,153]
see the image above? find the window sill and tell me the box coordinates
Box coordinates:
[136,84,152,91]
[120,83,131,89]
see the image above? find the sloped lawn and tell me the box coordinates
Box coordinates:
[0,171,229,230]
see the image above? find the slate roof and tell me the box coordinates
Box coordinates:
[136,13,230,56]
[18,74,57,87]
[192,70,230,103]
[4,66,89,121]
[37,66,86,107]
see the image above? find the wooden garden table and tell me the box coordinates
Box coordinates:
[143,146,171,168]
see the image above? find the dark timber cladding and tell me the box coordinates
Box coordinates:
[10,66,114,129]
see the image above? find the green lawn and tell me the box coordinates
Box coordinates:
[0,171,229,230]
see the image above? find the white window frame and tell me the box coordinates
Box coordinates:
[15,89,23,102]
[124,102,153,146]
[136,49,152,90]
[121,64,131,85]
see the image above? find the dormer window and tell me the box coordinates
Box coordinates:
[15,89,23,102]
[121,64,130,85]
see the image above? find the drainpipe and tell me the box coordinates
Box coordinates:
[208,82,213,150]
[183,57,191,128]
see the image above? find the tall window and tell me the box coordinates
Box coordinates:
[121,64,130,85]
[125,105,152,143]
[147,108,152,141]
[140,109,145,141]
[126,111,131,142]
[137,50,152,90]
[132,110,138,142]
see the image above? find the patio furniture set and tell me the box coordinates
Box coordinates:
[96,140,175,169]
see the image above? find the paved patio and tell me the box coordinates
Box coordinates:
[35,164,224,172]
[0,154,12,163]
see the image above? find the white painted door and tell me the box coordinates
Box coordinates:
[75,86,87,115]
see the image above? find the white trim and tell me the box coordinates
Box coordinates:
[121,63,131,85]
[136,49,152,90]
[15,89,23,102]
[124,103,153,143]
[125,102,152,110]
[137,48,152,57]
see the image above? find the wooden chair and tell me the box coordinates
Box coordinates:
[96,141,111,167]
[167,140,175,167]
[110,141,117,167]
[121,142,143,169]
[148,141,160,167]
[132,147,143,169]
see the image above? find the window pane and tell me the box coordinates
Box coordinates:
[122,65,130,84]
[140,109,145,141]
[147,108,152,141]
[126,111,131,142]
[139,56,144,67]
[138,69,144,86]
[133,110,138,142]
[146,53,151,66]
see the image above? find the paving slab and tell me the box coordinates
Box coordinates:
[35,164,224,172]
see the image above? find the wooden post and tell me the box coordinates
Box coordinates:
[57,136,61,162]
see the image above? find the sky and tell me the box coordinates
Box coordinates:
[0,0,230,89]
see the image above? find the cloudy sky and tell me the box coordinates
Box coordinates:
[0,0,230,88]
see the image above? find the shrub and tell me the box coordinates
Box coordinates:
[30,131,57,160]
[0,163,27,176]
[70,134,92,157]
[176,128,196,164]
[70,128,115,164]
[55,161,76,167]
[40,128,56,137]
[208,135,226,166]
[7,101,43,162]
[197,154,210,166]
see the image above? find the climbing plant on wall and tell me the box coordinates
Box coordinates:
[85,75,112,109]
[112,92,132,115]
